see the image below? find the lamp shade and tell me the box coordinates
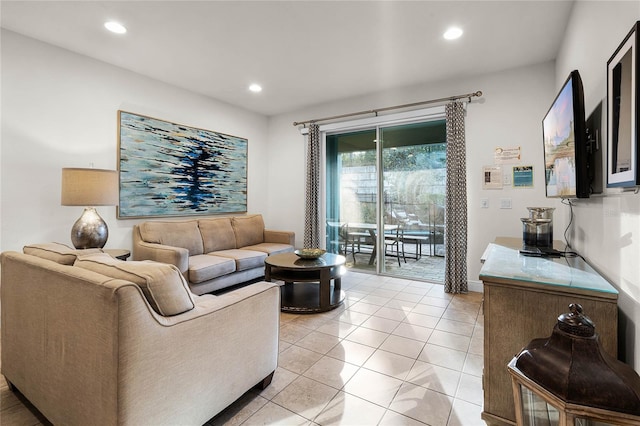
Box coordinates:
[61,168,118,206]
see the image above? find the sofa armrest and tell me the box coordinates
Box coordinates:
[116,281,280,425]
[157,281,278,325]
[132,224,189,274]
[132,241,189,274]
[264,229,295,246]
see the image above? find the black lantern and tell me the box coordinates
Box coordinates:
[508,304,640,425]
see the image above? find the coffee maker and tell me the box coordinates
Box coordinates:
[521,207,555,249]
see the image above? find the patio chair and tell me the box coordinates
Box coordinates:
[384,226,406,266]
[338,223,357,263]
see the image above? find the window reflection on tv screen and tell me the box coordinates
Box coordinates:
[543,77,577,198]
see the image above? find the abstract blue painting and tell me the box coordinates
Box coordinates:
[118,111,247,218]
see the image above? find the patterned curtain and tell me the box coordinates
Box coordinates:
[303,124,321,248]
[444,102,468,294]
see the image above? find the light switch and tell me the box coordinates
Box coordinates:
[500,198,512,209]
[481,198,489,209]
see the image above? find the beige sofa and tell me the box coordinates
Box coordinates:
[1,243,280,426]
[133,214,295,295]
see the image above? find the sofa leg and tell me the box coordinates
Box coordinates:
[255,371,275,390]
[4,377,16,392]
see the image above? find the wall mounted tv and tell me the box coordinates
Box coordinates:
[542,70,590,199]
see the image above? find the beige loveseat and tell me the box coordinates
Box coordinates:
[1,243,280,426]
[133,214,295,295]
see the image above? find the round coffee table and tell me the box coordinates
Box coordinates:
[264,252,346,313]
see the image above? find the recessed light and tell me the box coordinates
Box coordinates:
[443,27,463,40]
[249,84,262,93]
[104,21,127,34]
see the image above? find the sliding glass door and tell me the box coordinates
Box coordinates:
[325,119,446,282]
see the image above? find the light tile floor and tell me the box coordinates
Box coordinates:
[207,272,486,426]
[0,271,486,426]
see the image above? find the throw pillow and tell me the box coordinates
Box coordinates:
[74,252,195,316]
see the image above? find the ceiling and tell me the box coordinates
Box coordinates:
[1,1,575,116]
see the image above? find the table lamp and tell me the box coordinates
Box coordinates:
[61,168,119,249]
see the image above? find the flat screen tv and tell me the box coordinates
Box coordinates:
[542,70,590,198]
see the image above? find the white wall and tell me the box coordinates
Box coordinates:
[0,30,270,253]
[556,1,640,367]
[268,61,558,290]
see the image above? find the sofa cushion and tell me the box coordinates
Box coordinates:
[199,218,236,253]
[74,253,194,316]
[211,249,267,272]
[242,243,293,255]
[188,254,236,284]
[23,242,102,265]
[232,215,264,248]
[138,221,204,256]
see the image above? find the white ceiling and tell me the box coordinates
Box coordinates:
[1,0,575,116]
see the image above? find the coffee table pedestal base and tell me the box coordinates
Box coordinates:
[264,252,347,314]
[280,282,345,313]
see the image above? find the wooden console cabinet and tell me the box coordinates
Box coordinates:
[479,239,618,425]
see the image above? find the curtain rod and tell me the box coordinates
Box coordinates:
[292,90,482,127]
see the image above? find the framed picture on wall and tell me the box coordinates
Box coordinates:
[607,20,640,188]
[117,111,248,218]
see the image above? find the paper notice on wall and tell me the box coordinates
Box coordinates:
[494,146,521,164]
[513,165,534,188]
[483,166,503,189]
